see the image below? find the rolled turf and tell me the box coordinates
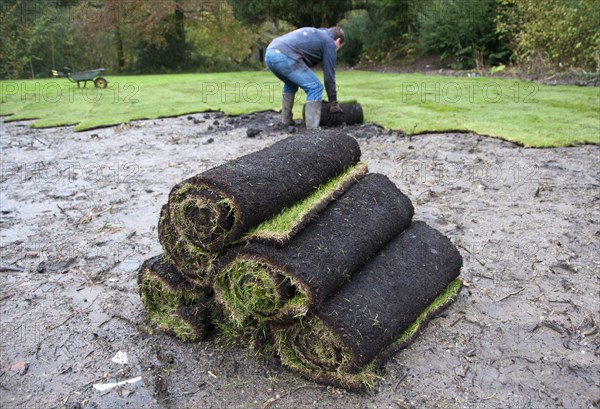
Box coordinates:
[137,255,213,342]
[272,221,463,391]
[302,102,364,127]
[158,132,361,282]
[214,173,415,327]
[320,102,364,127]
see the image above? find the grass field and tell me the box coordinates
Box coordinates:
[1,70,598,147]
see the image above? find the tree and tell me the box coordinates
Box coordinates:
[74,0,192,73]
[0,0,85,78]
[71,0,134,72]
[1,0,31,78]
[228,0,352,28]
[186,2,258,70]
[131,2,190,71]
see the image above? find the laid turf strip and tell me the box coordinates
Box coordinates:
[273,221,463,390]
[214,173,415,326]
[137,255,213,342]
[158,132,361,279]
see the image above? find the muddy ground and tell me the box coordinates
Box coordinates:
[0,110,598,409]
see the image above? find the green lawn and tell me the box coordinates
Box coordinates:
[1,70,598,147]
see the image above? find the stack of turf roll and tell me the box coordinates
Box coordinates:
[140,132,366,341]
[213,173,414,328]
[137,131,463,392]
[157,132,362,286]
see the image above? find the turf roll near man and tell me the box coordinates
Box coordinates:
[265,27,344,128]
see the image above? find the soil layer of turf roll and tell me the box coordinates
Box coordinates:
[214,173,414,326]
[138,255,213,342]
[273,221,463,391]
[158,132,361,278]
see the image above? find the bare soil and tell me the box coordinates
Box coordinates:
[0,111,598,409]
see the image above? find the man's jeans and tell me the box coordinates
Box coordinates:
[265,49,324,101]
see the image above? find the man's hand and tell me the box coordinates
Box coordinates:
[329,101,343,114]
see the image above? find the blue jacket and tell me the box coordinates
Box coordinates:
[268,27,338,102]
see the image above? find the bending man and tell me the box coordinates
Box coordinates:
[265,27,344,128]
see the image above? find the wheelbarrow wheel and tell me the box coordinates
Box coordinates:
[94,77,108,89]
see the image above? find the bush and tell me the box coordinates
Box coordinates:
[418,0,509,69]
[339,1,422,66]
[496,0,600,72]
[338,10,369,66]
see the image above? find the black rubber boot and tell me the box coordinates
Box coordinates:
[282,93,295,126]
[304,100,322,129]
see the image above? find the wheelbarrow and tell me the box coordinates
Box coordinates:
[52,67,108,89]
